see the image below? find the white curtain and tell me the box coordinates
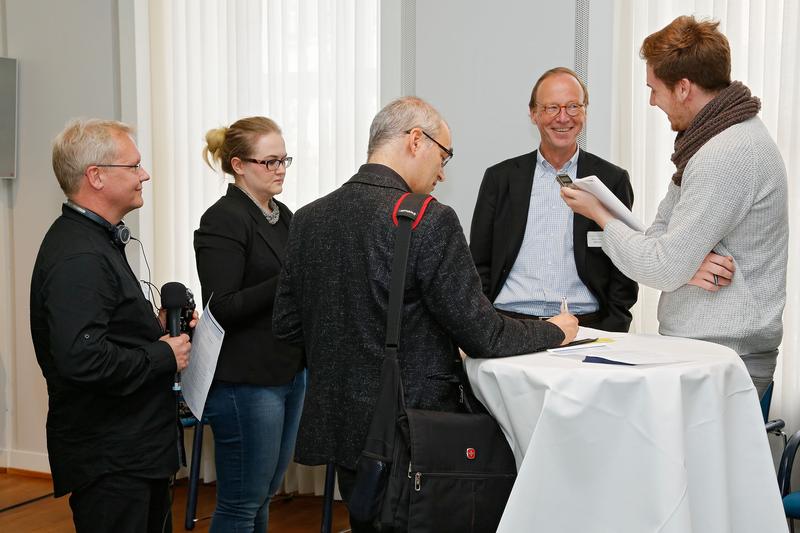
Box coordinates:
[142,0,380,493]
[611,1,800,432]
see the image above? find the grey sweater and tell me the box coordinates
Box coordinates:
[602,117,788,355]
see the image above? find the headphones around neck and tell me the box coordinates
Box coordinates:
[64,200,131,248]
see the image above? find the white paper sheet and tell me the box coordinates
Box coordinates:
[547,341,609,353]
[180,300,224,420]
[549,347,689,365]
[572,175,647,232]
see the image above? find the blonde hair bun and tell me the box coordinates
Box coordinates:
[202,117,282,176]
[203,126,228,169]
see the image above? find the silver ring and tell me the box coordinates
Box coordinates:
[713,274,719,286]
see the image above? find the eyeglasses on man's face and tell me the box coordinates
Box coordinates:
[93,163,144,172]
[242,157,293,171]
[537,103,586,117]
[406,129,454,167]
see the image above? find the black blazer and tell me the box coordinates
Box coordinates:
[470,149,638,332]
[194,184,303,386]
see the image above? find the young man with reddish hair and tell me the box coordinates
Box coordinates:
[562,16,788,397]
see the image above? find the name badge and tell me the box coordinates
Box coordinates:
[587,231,603,248]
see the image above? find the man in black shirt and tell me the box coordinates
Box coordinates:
[30,119,192,533]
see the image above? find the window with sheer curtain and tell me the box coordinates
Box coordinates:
[146,0,379,296]
[610,0,800,428]
[142,0,379,492]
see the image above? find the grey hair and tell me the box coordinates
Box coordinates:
[52,118,134,195]
[367,96,446,157]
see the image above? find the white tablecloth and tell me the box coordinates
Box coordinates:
[465,328,787,533]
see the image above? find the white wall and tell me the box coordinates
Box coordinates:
[0,0,617,474]
[381,0,618,237]
[0,0,134,472]
[586,0,616,162]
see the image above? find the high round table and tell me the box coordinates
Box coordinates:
[465,328,787,533]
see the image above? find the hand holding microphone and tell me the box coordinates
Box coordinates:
[160,282,194,376]
[160,332,191,371]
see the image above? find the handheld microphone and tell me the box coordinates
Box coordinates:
[161,282,187,337]
[161,281,188,392]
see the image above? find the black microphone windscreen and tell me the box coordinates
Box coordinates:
[161,281,187,309]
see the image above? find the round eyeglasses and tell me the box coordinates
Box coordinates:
[242,157,293,171]
[537,103,586,117]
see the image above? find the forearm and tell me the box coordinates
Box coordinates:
[591,285,636,332]
[205,276,279,328]
[602,220,704,291]
[598,265,638,332]
[421,214,565,357]
[51,327,176,394]
[195,230,279,326]
[272,260,304,345]
[46,257,176,394]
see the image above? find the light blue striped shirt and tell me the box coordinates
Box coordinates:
[494,149,599,316]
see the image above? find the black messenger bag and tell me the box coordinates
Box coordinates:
[349,192,517,533]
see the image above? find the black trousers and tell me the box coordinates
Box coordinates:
[68,473,172,533]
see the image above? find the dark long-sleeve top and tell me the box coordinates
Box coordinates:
[29,206,177,496]
[273,164,565,469]
[194,184,303,386]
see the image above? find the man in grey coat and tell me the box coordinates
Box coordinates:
[273,96,577,528]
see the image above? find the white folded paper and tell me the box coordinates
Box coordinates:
[181,299,225,420]
[572,175,646,232]
[547,342,608,353]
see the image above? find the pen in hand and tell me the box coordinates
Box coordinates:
[561,296,569,314]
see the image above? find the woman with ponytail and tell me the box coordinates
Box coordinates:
[194,117,306,532]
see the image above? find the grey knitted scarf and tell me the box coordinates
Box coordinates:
[671,81,760,186]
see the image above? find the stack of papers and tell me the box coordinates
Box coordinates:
[548,345,689,366]
[572,175,646,232]
[547,341,608,353]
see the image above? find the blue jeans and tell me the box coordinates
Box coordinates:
[204,370,306,533]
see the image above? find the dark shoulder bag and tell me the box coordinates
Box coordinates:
[349,192,517,533]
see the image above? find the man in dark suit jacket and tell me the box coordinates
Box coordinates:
[470,67,638,332]
[273,96,578,531]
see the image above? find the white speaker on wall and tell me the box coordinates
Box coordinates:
[0,57,18,180]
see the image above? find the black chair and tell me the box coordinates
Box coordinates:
[760,380,797,531]
[762,381,775,421]
[777,430,800,532]
[180,414,207,530]
[320,463,352,533]
[762,381,787,446]
[321,462,336,533]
